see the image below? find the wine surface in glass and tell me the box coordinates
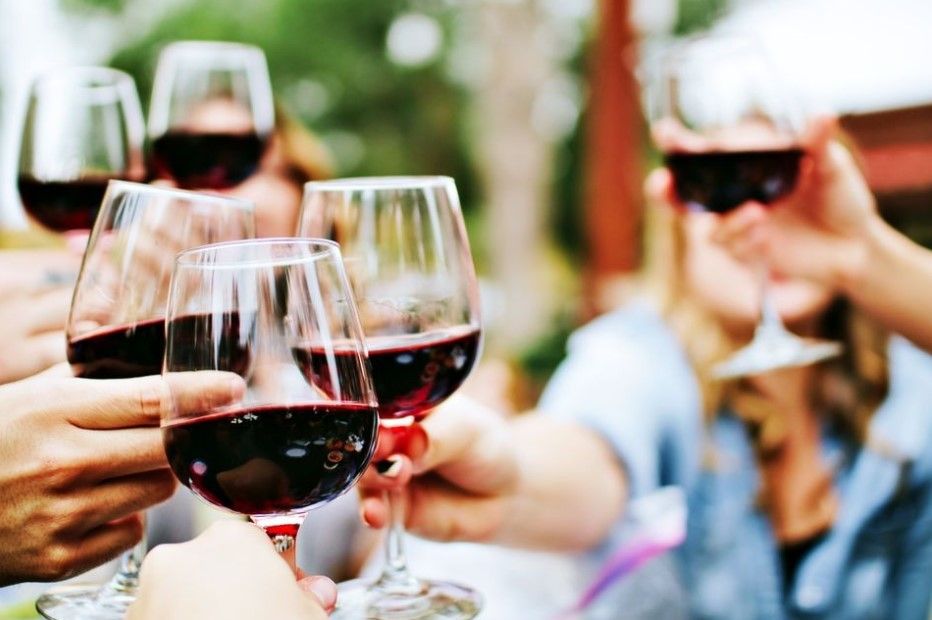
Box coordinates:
[664,148,804,214]
[294,327,481,421]
[68,317,166,379]
[163,402,378,515]
[150,131,267,189]
[18,175,123,232]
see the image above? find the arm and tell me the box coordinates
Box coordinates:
[360,398,627,552]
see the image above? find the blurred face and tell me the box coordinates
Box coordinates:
[681,212,834,338]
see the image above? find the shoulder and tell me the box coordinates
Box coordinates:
[540,300,699,418]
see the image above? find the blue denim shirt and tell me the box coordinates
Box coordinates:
[540,303,932,619]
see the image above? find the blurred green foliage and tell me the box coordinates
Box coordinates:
[64,0,479,212]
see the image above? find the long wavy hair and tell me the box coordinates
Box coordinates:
[637,201,890,457]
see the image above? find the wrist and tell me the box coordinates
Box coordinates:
[834,213,893,298]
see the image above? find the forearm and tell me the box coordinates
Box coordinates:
[493,416,627,552]
[839,216,932,351]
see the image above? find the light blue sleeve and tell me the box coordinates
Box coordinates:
[537,304,703,499]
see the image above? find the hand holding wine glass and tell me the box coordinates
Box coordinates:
[300,176,483,620]
[648,35,841,378]
[148,41,274,190]
[35,183,254,620]
[161,238,379,577]
[17,67,145,234]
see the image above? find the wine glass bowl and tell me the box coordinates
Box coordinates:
[148,41,274,189]
[300,176,483,619]
[17,67,145,233]
[36,182,254,620]
[161,238,378,561]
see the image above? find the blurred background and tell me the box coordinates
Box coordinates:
[1,0,931,406]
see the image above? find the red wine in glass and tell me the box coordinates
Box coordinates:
[163,402,378,515]
[67,317,166,379]
[17,175,134,233]
[68,312,252,380]
[150,131,268,190]
[664,148,804,214]
[294,327,482,422]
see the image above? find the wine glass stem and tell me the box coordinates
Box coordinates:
[257,520,302,576]
[376,486,419,591]
[756,260,788,339]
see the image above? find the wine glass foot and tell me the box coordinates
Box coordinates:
[712,335,842,379]
[333,577,482,620]
[36,583,136,620]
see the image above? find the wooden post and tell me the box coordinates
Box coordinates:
[583,0,643,314]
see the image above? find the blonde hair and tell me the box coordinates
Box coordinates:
[638,201,889,455]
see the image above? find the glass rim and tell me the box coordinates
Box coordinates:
[32,66,135,91]
[175,237,342,269]
[106,180,255,212]
[304,175,455,193]
[159,40,267,59]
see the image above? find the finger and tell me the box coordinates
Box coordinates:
[298,575,337,612]
[10,331,67,380]
[59,514,144,580]
[25,287,72,335]
[405,475,503,542]
[710,203,767,245]
[416,404,486,474]
[359,495,388,529]
[372,424,429,461]
[81,427,170,480]
[357,455,413,493]
[65,469,176,534]
[61,372,244,430]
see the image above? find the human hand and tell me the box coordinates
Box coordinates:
[0,371,241,585]
[703,117,881,288]
[127,521,335,620]
[0,285,72,384]
[0,248,79,299]
[358,395,520,543]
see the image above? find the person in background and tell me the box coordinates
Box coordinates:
[711,117,932,352]
[356,124,932,619]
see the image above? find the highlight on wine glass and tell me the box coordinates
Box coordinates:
[148,40,274,190]
[161,238,379,573]
[35,182,254,620]
[647,34,841,378]
[17,66,145,234]
[300,177,483,620]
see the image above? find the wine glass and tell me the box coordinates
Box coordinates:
[36,182,254,620]
[161,238,379,574]
[17,67,145,236]
[148,40,274,190]
[648,35,841,378]
[299,177,483,619]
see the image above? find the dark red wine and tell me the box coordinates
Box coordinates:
[163,403,378,515]
[69,312,250,379]
[17,175,118,232]
[68,317,166,379]
[294,327,481,421]
[150,131,268,189]
[664,148,804,214]
[164,311,253,377]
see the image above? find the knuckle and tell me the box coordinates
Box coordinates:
[41,543,78,581]
[137,378,167,420]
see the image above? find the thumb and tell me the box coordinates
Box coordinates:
[61,372,243,430]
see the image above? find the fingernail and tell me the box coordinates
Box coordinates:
[375,456,403,478]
